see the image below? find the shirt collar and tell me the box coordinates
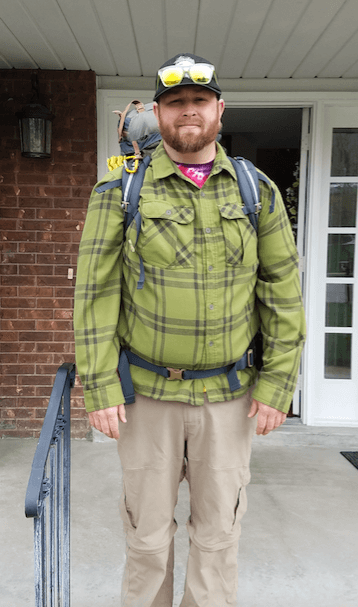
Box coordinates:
[151,140,238,181]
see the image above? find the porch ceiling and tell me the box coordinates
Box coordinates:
[1,0,358,80]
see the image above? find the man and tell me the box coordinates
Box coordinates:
[74,53,306,606]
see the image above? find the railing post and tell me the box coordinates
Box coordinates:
[25,363,75,607]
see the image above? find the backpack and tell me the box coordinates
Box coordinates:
[112,99,162,172]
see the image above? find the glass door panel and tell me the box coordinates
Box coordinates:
[324,127,357,385]
[313,106,358,424]
[331,129,358,176]
[329,184,357,227]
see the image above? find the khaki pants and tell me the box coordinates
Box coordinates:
[117,390,256,607]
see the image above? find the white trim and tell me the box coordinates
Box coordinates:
[97,76,358,93]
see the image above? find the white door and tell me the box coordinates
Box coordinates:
[309,106,358,425]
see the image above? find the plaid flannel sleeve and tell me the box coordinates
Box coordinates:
[252,178,306,413]
[74,169,126,413]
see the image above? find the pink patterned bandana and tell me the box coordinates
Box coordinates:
[176,160,214,188]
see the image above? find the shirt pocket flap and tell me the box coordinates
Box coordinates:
[142,201,195,224]
[219,203,246,220]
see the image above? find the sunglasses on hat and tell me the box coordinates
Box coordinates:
[156,62,217,89]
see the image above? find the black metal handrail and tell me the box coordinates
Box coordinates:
[25,362,75,607]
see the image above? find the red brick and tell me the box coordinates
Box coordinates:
[3,363,35,375]
[3,342,36,353]
[0,265,18,276]
[19,264,54,276]
[18,220,53,232]
[16,419,46,430]
[19,331,53,342]
[1,309,18,319]
[19,242,54,253]
[2,253,36,265]
[54,331,74,341]
[0,429,37,438]
[1,286,17,297]
[0,219,17,230]
[17,174,51,185]
[45,162,73,175]
[18,353,53,364]
[35,386,54,397]
[1,386,36,397]
[2,354,17,363]
[37,277,71,289]
[55,243,79,254]
[2,408,36,419]
[37,298,72,308]
[1,208,36,219]
[36,208,70,220]
[37,253,71,265]
[2,275,36,286]
[54,309,73,319]
[36,342,72,353]
[2,320,36,331]
[0,331,18,342]
[18,287,53,297]
[2,230,37,241]
[2,297,36,308]
[54,197,88,209]
[36,320,72,331]
[0,375,19,386]
[18,374,54,386]
[18,197,52,208]
[36,232,72,243]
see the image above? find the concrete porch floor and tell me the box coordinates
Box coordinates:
[1,421,358,607]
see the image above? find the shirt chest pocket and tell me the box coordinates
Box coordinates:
[219,203,258,267]
[138,201,195,268]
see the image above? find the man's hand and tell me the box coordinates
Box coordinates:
[88,404,127,440]
[248,399,286,435]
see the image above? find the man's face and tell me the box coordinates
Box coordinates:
[153,85,225,155]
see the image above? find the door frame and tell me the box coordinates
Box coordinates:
[97,89,358,426]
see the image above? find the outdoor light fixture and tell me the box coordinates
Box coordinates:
[17,73,54,158]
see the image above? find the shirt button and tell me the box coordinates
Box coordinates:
[209,341,214,347]
[166,209,172,216]
[208,265,213,272]
[209,304,214,310]
[201,191,206,197]
[205,227,211,234]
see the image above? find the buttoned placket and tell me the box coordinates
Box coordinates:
[198,182,219,365]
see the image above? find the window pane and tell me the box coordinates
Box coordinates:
[325,284,353,327]
[327,234,355,277]
[331,128,358,176]
[324,333,351,379]
[329,184,357,227]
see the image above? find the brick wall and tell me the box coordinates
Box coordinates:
[0,69,97,438]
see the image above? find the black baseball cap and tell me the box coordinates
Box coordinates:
[154,53,222,102]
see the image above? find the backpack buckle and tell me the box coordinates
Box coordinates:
[255,203,262,214]
[167,368,184,380]
[247,349,254,367]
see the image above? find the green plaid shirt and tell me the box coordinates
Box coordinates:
[74,142,305,414]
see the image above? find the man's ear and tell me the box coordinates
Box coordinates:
[218,98,225,118]
[153,101,159,120]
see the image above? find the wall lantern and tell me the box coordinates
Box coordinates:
[17,73,55,158]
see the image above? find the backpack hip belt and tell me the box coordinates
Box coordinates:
[118,336,260,405]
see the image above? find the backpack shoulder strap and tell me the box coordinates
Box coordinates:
[228,156,275,231]
[95,155,151,290]
[121,155,151,233]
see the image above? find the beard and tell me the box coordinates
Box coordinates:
[158,112,222,154]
